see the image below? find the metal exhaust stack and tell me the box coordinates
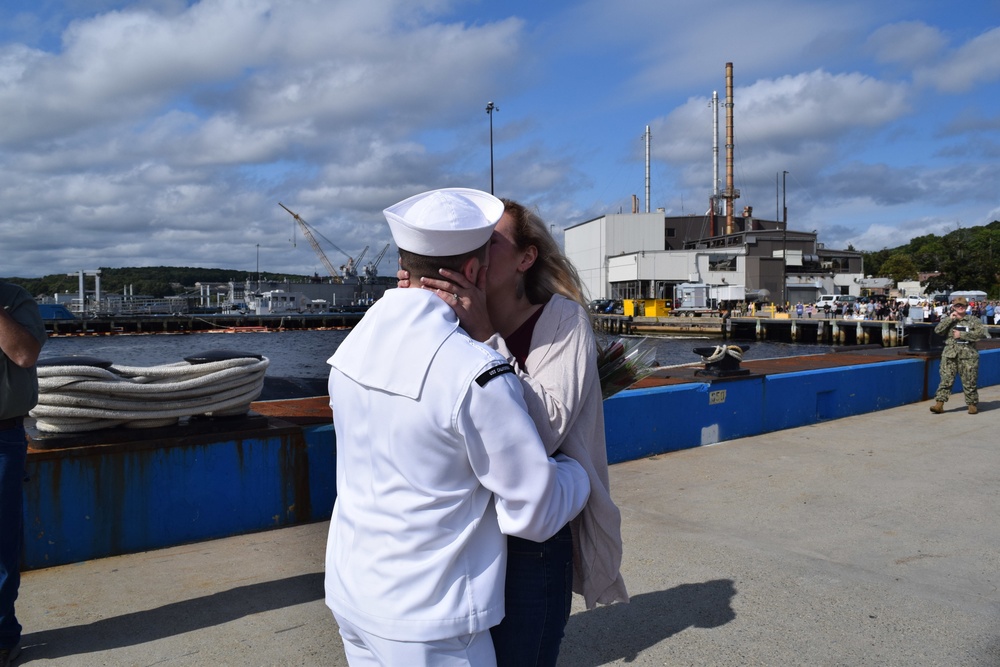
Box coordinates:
[724,62,739,235]
[645,125,651,213]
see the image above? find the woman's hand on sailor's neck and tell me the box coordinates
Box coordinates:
[415,267,495,342]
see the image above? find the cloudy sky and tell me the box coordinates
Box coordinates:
[1,0,999,280]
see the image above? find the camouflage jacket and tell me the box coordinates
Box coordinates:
[934,312,988,356]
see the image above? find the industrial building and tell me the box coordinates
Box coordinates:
[564,208,864,307]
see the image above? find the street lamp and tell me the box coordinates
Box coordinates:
[486,101,499,194]
[782,171,788,225]
[782,171,788,307]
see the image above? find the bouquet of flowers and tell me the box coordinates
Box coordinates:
[596,336,657,399]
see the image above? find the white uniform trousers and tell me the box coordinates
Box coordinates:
[334,612,497,667]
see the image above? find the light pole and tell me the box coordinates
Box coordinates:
[782,171,788,225]
[782,171,788,307]
[776,171,780,222]
[486,101,499,194]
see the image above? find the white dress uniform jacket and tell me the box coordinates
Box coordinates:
[325,288,590,642]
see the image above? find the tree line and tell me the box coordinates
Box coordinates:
[2,266,314,299]
[859,220,1000,298]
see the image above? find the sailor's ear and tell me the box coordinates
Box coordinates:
[461,255,482,284]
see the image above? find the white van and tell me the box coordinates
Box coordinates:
[817,294,857,309]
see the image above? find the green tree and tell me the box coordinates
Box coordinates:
[877,252,919,282]
[923,273,953,294]
[908,234,949,273]
[861,248,892,278]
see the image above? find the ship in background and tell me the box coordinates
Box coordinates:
[36,203,395,320]
[37,272,392,321]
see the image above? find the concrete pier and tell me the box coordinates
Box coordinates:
[626,314,1000,347]
[15,386,1000,666]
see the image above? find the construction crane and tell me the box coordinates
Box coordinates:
[364,243,391,283]
[278,202,360,283]
[342,245,369,281]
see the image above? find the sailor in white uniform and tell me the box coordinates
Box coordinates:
[325,188,591,666]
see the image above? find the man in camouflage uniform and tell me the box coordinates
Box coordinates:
[929,296,988,414]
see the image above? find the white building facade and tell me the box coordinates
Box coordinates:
[565,211,864,306]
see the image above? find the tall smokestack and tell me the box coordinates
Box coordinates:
[712,91,719,205]
[725,62,736,235]
[711,90,720,237]
[644,125,651,213]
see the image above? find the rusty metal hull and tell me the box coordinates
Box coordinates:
[23,400,334,570]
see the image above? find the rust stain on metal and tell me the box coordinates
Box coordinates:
[252,397,331,425]
[278,431,313,522]
[632,348,911,390]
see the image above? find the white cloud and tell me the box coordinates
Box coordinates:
[866,21,947,67]
[651,70,910,168]
[0,0,524,144]
[914,25,1000,93]
[0,0,533,277]
[847,219,954,251]
[561,0,868,93]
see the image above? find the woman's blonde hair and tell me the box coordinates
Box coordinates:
[501,199,589,312]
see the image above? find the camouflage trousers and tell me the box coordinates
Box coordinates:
[935,348,979,405]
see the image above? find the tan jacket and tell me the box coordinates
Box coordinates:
[489,294,629,608]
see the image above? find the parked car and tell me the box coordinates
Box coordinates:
[589,299,613,313]
[587,299,624,314]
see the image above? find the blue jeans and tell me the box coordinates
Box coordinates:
[491,524,573,667]
[0,424,26,651]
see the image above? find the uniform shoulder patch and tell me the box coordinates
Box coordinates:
[475,363,515,387]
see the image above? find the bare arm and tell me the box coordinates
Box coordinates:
[0,305,42,368]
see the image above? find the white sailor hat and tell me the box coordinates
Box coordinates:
[384,188,504,256]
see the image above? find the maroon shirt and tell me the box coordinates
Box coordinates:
[504,306,544,369]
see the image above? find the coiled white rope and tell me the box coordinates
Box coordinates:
[30,356,270,433]
[700,345,745,364]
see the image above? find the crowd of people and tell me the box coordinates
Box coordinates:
[734,298,1000,324]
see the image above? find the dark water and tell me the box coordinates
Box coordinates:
[40,329,835,380]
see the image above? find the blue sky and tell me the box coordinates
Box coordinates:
[1,0,999,280]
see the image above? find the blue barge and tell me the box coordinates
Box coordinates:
[22,342,1000,570]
